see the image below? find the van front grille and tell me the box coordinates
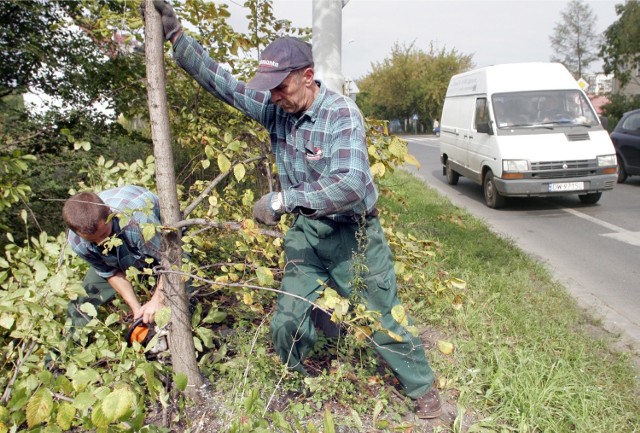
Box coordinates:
[531,159,598,179]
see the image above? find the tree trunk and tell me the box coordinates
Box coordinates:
[144,0,204,398]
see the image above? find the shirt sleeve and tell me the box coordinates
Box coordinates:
[172,33,275,128]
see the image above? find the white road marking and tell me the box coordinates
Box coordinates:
[561,207,640,247]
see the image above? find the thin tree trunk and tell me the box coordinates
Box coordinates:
[144,0,203,398]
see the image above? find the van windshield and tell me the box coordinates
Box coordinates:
[491,90,599,129]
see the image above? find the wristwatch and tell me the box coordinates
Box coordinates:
[270,192,284,214]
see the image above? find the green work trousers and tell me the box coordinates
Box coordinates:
[270,215,434,399]
[67,267,118,327]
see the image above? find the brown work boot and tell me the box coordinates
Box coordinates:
[415,386,442,419]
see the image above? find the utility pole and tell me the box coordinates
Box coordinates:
[312,0,350,95]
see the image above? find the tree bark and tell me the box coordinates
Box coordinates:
[144,0,204,397]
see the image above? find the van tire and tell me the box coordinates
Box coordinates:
[483,171,505,209]
[445,162,460,185]
[578,192,602,204]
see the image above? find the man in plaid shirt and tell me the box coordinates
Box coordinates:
[63,185,164,327]
[151,1,441,418]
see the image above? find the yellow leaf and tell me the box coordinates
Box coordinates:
[404,153,421,168]
[243,292,253,305]
[217,154,231,173]
[387,330,404,342]
[437,340,455,355]
[450,278,467,290]
[370,162,386,178]
[26,388,53,428]
[389,138,406,158]
[233,163,246,181]
[391,304,409,326]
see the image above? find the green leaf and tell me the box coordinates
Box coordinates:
[217,154,231,173]
[255,267,274,286]
[142,224,157,242]
[72,369,100,392]
[79,302,97,318]
[174,373,188,392]
[202,309,227,324]
[56,402,75,431]
[323,407,336,433]
[91,402,109,428]
[34,260,48,282]
[26,388,53,428]
[72,391,97,411]
[101,387,135,423]
[0,314,14,330]
[155,306,171,328]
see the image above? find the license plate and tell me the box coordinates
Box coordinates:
[548,181,584,192]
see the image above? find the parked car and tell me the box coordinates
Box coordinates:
[610,108,640,183]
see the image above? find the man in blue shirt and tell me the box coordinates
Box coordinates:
[149,1,441,418]
[62,185,164,327]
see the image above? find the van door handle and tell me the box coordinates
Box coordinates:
[468,135,473,140]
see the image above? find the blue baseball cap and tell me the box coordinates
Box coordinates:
[246,37,313,91]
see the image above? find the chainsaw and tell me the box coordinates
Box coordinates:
[125,317,169,359]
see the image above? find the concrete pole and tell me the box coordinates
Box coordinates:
[312,0,344,95]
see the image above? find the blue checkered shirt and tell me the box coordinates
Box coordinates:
[68,185,162,278]
[173,34,378,222]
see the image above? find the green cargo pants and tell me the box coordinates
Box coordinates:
[67,267,118,327]
[270,215,434,399]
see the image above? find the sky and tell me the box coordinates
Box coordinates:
[225,0,622,80]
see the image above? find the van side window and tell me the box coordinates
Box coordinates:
[474,98,489,129]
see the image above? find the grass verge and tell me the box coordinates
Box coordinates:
[377,168,640,432]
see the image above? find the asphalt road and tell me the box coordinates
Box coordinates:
[402,134,640,350]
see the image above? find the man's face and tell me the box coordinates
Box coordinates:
[78,219,112,245]
[270,68,314,114]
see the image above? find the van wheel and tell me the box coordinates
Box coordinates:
[578,192,602,204]
[484,171,505,209]
[616,155,627,183]
[445,162,460,185]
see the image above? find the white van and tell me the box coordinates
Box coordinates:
[439,62,617,208]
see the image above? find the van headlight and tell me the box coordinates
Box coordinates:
[597,154,616,167]
[503,160,530,172]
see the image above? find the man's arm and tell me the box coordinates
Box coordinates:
[106,271,142,317]
[107,271,164,324]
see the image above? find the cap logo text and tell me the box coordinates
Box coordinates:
[259,60,279,67]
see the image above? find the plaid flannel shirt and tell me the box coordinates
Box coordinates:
[173,34,378,222]
[68,185,162,278]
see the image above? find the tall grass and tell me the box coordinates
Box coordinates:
[379,169,640,432]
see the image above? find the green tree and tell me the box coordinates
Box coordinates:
[357,42,472,131]
[549,0,600,78]
[600,0,640,89]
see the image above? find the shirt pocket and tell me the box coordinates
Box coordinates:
[303,140,329,177]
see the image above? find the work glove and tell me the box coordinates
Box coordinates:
[141,0,182,41]
[253,192,283,226]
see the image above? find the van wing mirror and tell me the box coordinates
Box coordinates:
[477,121,494,135]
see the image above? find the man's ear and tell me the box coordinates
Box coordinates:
[302,67,315,86]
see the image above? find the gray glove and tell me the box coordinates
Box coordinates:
[142,0,182,41]
[253,193,283,226]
